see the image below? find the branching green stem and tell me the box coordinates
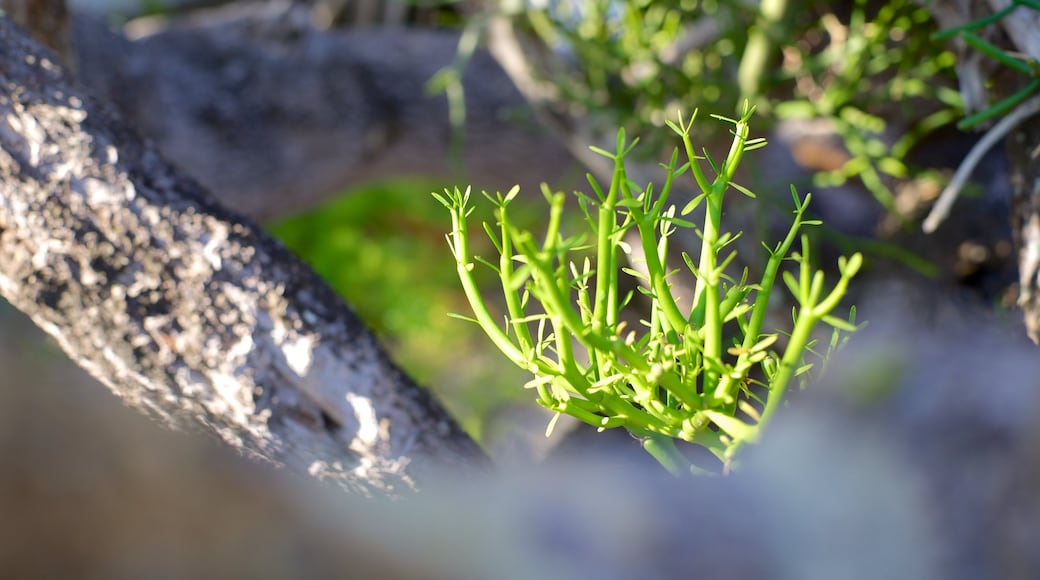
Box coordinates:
[437,110,861,475]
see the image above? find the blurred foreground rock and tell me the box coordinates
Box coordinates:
[4,298,1040,579]
[0,310,422,579]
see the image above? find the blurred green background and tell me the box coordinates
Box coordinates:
[270,181,542,444]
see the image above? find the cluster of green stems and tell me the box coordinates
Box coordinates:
[436,106,861,474]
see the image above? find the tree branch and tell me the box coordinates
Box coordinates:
[0,16,487,495]
[70,8,578,222]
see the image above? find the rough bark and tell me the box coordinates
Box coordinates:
[0,16,486,495]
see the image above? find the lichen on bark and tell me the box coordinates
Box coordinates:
[0,16,485,496]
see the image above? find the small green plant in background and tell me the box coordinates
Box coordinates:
[773,0,961,218]
[436,106,862,474]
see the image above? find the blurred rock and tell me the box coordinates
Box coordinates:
[4,295,1040,579]
[755,306,1040,580]
[0,305,420,579]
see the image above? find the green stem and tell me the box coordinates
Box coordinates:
[446,191,526,365]
[497,201,534,353]
[536,251,701,408]
[629,195,687,334]
[723,308,818,466]
[724,251,861,462]
[713,192,809,403]
[642,434,688,475]
[757,312,816,430]
[959,31,1034,75]
[932,4,1016,40]
[737,0,791,101]
[694,116,752,387]
[690,113,752,324]
[591,149,623,382]
[959,77,1040,130]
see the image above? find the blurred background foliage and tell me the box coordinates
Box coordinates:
[501,0,961,208]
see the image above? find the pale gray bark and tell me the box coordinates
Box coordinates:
[0,16,486,495]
